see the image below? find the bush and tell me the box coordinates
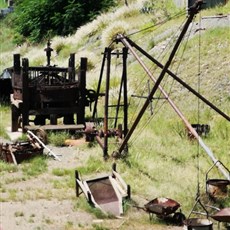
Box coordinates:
[12,0,115,43]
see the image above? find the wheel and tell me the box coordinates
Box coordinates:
[86,89,96,104]
[35,128,48,144]
[172,212,186,226]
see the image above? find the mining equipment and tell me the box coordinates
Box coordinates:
[10,41,96,133]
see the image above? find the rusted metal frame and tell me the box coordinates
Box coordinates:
[22,58,30,132]
[104,48,112,159]
[124,36,230,122]
[92,48,107,120]
[118,36,229,180]
[116,2,201,155]
[116,18,229,179]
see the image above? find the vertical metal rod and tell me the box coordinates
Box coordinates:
[104,48,111,159]
[147,80,153,115]
[117,2,201,154]
[75,170,79,197]
[123,47,128,138]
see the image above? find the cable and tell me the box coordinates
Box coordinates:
[127,10,186,37]
[128,18,195,145]
[196,11,202,199]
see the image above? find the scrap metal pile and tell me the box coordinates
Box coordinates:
[0,130,61,164]
[0,136,43,164]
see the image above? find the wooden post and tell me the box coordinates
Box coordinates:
[77,57,87,125]
[22,58,29,132]
[68,53,75,81]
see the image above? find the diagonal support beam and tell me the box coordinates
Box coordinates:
[124,36,230,122]
[116,0,203,155]
[114,2,229,180]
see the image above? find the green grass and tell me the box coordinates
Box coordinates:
[0,103,10,138]
[52,168,72,177]
[0,0,7,8]
[48,131,71,146]
[0,161,18,173]
[21,156,48,177]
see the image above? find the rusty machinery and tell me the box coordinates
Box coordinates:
[10,41,96,133]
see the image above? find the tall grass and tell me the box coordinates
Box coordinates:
[0,103,10,139]
[21,156,48,177]
[0,0,7,8]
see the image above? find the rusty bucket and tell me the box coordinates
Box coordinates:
[205,160,230,198]
[206,179,230,198]
[184,218,213,230]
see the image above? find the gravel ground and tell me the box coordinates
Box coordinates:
[0,133,186,230]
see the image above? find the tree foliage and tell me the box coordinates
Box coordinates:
[13,0,115,43]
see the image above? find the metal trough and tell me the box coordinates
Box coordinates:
[75,163,130,216]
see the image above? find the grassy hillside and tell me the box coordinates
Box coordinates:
[0,0,230,229]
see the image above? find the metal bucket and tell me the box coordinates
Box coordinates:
[206,179,230,198]
[184,218,213,230]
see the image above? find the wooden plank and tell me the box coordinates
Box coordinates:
[76,179,89,198]
[109,176,124,215]
[110,177,127,197]
[112,171,128,191]
[25,124,85,131]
